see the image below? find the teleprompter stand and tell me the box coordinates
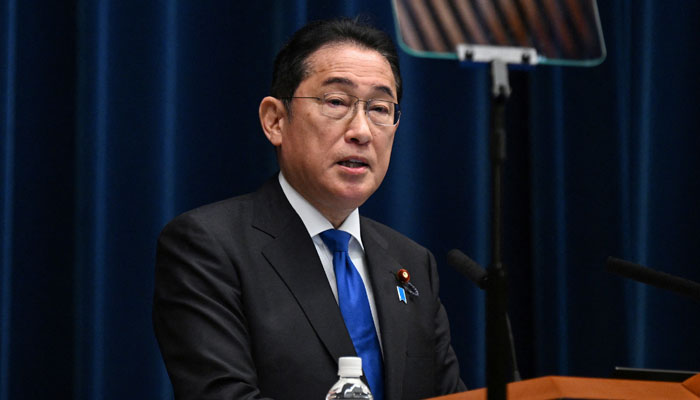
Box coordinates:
[457,44,538,400]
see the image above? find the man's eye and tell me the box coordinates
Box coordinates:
[326,98,349,107]
[369,103,390,115]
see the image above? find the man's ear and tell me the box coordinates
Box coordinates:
[259,96,287,146]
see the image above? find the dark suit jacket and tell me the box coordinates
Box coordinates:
[153,177,465,400]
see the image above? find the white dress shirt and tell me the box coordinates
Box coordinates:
[278,173,383,348]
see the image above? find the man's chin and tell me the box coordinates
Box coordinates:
[332,187,374,210]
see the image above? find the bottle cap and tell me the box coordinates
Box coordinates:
[337,357,363,377]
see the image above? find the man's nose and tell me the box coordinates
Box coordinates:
[345,102,372,144]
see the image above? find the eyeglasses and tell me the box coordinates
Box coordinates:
[282,92,401,127]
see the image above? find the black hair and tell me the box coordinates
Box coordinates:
[270,17,402,110]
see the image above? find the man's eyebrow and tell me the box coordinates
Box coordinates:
[321,77,396,100]
[373,85,395,99]
[322,77,356,88]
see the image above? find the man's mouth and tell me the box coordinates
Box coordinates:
[338,159,369,168]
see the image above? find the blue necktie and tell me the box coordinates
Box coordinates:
[320,229,384,400]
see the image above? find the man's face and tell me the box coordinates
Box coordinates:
[275,44,399,224]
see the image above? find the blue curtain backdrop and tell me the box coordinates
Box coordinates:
[2,0,699,398]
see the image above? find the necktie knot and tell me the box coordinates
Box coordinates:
[319,229,351,253]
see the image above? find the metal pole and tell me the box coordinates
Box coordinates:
[486,59,510,400]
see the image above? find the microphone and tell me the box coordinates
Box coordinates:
[447,248,488,289]
[447,249,521,381]
[605,257,700,302]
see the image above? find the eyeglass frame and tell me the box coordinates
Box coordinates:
[279,92,401,127]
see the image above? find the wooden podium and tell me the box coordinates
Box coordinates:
[428,373,700,399]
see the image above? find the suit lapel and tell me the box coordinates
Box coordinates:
[252,178,356,365]
[362,220,409,400]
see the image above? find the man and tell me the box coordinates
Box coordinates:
[153,18,465,400]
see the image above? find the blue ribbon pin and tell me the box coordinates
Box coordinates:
[396,286,407,303]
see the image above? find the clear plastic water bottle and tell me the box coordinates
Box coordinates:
[325,357,373,400]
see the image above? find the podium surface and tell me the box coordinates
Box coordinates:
[429,373,700,399]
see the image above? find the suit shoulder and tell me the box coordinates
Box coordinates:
[360,216,428,255]
[161,193,255,236]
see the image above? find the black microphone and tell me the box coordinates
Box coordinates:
[605,257,700,302]
[447,249,521,381]
[447,248,488,289]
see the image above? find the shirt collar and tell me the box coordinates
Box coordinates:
[279,172,364,249]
